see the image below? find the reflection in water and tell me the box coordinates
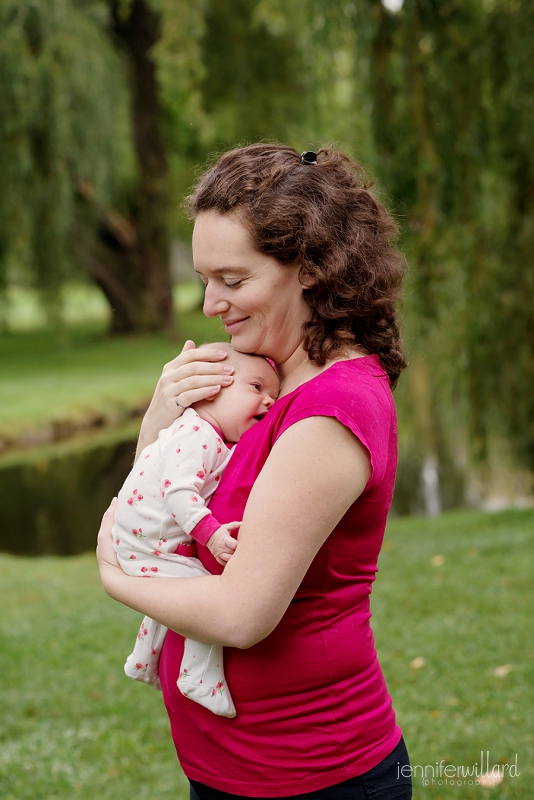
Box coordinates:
[421,454,442,517]
[0,426,138,556]
[1,423,464,556]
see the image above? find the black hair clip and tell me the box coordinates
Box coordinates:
[301,151,317,165]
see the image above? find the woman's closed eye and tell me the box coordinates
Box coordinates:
[194,271,242,288]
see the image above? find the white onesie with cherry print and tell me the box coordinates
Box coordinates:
[112,408,236,717]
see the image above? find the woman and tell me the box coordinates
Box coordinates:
[97,144,412,799]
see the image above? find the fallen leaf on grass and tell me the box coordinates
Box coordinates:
[477,771,504,787]
[410,656,426,670]
[494,664,512,677]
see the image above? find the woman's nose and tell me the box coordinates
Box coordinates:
[203,282,230,317]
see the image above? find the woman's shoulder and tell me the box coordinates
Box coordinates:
[270,355,396,486]
[268,355,394,436]
[238,355,394,450]
[289,354,392,410]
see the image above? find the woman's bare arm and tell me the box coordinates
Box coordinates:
[98,415,371,649]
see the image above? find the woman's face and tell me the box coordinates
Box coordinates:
[192,211,310,363]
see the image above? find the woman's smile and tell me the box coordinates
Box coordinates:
[222,315,250,335]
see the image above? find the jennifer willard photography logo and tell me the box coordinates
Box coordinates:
[398,751,521,788]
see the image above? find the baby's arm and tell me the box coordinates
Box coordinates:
[206,522,241,565]
[160,414,233,554]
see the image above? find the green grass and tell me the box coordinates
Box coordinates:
[1,282,205,332]
[0,308,223,444]
[0,509,532,799]
[0,554,187,800]
[374,509,534,798]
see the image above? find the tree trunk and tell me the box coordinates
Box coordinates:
[73,190,142,334]
[98,0,174,334]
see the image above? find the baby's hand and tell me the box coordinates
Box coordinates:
[207,522,241,566]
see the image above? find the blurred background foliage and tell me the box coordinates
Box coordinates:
[1,0,533,513]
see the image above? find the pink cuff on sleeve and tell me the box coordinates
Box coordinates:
[191,513,221,546]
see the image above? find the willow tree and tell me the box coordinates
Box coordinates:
[0,0,129,325]
[0,0,314,332]
[0,0,177,333]
[351,0,534,504]
[478,0,534,471]
[79,0,176,333]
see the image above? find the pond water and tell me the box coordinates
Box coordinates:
[0,420,467,556]
[0,423,139,556]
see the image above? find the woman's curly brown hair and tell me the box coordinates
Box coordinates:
[187,143,407,387]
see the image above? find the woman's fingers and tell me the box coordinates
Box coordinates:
[161,351,235,409]
[167,371,233,395]
[160,346,234,404]
[164,344,230,370]
[174,385,222,408]
[166,360,234,378]
[163,363,234,386]
[96,497,129,598]
[96,498,120,569]
[100,497,117,526]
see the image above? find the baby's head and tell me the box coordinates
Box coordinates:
[192,343,280,443]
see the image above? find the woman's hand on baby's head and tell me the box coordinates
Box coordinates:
[207,522,241,566]
[137,340,235,455]
[159,340,235,410]
[164,341,235,410]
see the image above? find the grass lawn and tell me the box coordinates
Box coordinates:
[0,509,532,799]
[0,308,223,445]
[375,509,533,798]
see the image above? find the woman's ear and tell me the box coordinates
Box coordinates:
[298,267,316,289]
[293,255,315,289]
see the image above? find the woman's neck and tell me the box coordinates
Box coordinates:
[277,344,367,397]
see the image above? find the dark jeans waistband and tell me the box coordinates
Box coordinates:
[189,736,412,800]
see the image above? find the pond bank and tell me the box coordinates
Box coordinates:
[0,307,222,451]
[0,401,146,454]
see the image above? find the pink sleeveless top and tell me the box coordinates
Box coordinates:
[159,355,402,797]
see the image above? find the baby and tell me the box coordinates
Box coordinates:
[112,343,279,718]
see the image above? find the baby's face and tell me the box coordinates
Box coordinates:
[209,353,279,443]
